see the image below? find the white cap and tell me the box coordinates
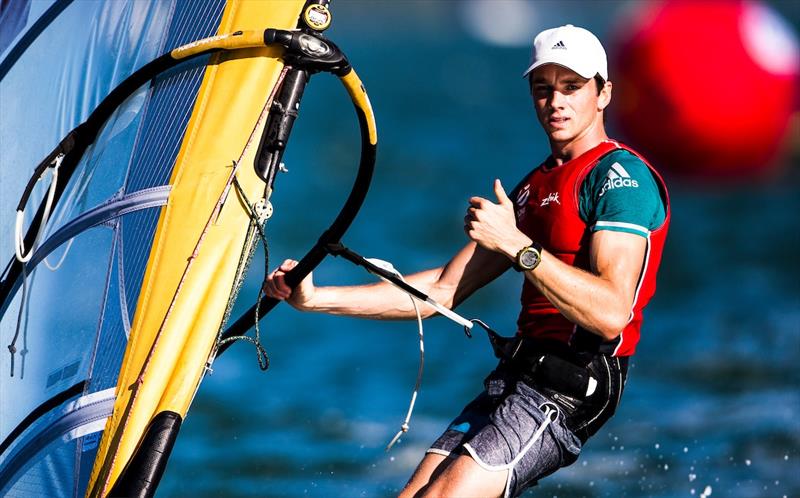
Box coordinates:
[522,24,608,80]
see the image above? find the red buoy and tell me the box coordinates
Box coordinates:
[612,0,799,180]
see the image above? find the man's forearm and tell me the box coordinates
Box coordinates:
[304,268,445,320]
[496,233,639,341]
[523,251,632,339]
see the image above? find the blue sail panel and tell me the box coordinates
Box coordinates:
[0,0,227,496]
[0,0,174,254]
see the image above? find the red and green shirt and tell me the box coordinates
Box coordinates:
[512,140,670,357]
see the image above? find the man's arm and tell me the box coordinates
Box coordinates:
[264,241,511,320]
[518,230,645,339]
[466,179,645,340]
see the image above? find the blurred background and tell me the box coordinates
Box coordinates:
[160,1,799,497]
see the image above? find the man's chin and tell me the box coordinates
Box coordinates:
[547,131,574,144]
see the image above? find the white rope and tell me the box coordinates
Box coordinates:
[44,237,74,271]
[507,404,558,468]
[502,403,559,498]
[15,154,63,263]
[363,258,426,452]
[461,401,559,498]
[10,154,64,376]
[386,294,423,451]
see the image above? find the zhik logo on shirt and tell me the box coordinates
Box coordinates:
[540,192,560,206]
[598,162,639,197]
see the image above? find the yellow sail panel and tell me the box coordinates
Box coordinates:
[87,1,305,495]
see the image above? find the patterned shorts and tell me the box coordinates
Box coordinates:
[428,355,627,497]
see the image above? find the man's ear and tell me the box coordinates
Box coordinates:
[598,80,613,110]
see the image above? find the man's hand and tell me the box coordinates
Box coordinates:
[262,259,316,311]
[464,179,531,258]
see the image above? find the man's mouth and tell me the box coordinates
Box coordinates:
[548,116,570,126]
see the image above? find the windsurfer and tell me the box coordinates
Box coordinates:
[264,24,669,498]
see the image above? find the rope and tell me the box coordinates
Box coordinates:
[215,176,271,370]
[8,154,62,376]
[385,280,424,451]
[501,403,559,497]
[15,154,62,263]
[214,208,260,360]
[43,237,74,271]
[354,258,426,452]
[7,265,29,377]
[335,256,499,450]
[508,403,558,467]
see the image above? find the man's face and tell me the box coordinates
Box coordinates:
[530,64,607,145]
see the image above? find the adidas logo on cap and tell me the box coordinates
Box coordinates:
[551,40,567,50]
[598,162,639,197]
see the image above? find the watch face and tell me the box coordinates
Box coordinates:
[520,247,540,269]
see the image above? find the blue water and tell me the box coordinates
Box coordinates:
[159,3,800,497]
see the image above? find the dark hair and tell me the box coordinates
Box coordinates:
[594,74,605,95]
[595,74,608,123]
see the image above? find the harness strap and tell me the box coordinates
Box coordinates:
[479,327,598,399]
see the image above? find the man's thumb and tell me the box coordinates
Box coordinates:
[494,179,511,205]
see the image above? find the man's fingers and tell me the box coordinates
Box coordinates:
[272,272,287,295]
[263,258,309,302]
[264,264,293,298]
[263,274,287,300]
[266,260,297,298]
[274,270,292,293]
[280,259,298,272]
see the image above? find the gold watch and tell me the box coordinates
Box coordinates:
[514,243,542,272]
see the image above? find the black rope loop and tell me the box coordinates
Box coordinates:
[215,176,272,371]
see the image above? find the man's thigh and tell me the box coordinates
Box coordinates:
[428,380,582,496]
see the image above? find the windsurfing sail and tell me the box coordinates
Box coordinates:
[0,1,377,496]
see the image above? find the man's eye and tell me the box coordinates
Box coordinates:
[566,84,579,91]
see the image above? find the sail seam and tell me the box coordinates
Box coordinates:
[0,186,172,320]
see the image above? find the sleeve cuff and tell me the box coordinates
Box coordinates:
[591,220,650,238]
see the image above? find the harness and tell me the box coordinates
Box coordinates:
[483,326,599,400]
[482,324,631,442]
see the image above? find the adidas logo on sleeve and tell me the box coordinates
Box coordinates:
[598,162,639,197]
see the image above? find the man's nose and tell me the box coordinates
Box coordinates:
[549,90,566,108]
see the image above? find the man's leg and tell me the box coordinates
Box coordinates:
[398,453,453,498]
[416,454,507,498]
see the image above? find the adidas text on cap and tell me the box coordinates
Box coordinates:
[522,24,608,80]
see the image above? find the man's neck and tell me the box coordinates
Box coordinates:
[549,120,608,165]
